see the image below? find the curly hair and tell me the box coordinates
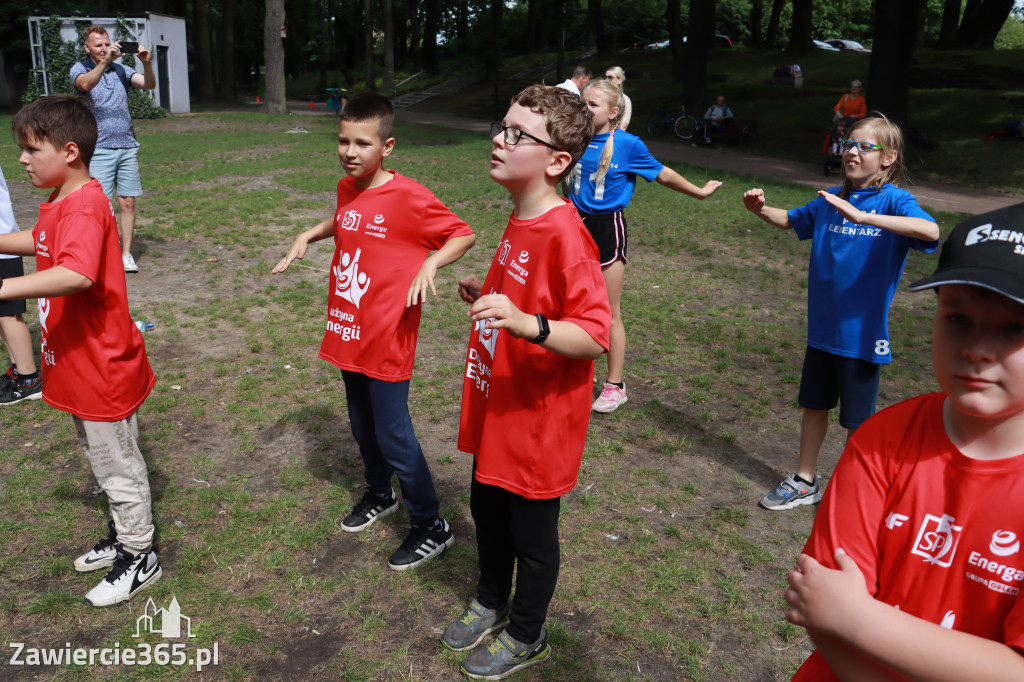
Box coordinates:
[510,85,594,182]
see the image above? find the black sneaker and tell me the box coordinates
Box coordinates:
[341,488,399,533]
[387,518,454,571]
[0,374,42,405]
[74,520,120,573]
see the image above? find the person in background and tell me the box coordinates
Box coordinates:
[604,66,632,131]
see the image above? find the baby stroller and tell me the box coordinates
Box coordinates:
[823,117,855,177]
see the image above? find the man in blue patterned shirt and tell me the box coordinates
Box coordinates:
[70,24,156,273]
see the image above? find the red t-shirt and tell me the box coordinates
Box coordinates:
[793,393,1024,680]
[318,171,473,381]
[32,179,154,420]
[458,201,611,499]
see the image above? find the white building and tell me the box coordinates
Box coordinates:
[28,14,190,114]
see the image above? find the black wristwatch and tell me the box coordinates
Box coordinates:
[527,313,550,344]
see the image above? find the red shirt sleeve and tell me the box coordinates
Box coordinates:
[51,210,103,282]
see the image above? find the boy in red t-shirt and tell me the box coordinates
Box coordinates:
[0,95,159,607]
[273,93,474,570]
[441,85,610,679]
[784,203,1024,680]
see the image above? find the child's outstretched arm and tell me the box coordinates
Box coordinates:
[271,218,334,274]
[406,233,476,307]
[0,266,92,300]
[742,188,792,230]
[655,168,722,199]
[468,294,603,360]
[816,191,939,241]
[787,548,1024,682]
[0,231,34,258]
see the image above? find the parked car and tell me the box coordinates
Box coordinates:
[824,39,870,53]
[713,34,733,48]
[644,39,670,50]
[814,39,840,51]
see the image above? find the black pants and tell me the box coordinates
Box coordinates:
[471,478,561,644]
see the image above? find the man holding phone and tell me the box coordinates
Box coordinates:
[70,24,156,273]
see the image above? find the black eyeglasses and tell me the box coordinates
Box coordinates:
[490,122,563,151]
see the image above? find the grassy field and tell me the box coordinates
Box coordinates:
[0,110,962,680]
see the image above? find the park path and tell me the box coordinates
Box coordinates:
[394,109,1021,216]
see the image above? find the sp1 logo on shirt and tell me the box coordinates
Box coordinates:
[497,239,511,266]
[911,513,962,567]
[340,210,362,231]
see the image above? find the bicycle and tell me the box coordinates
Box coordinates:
[645,103,699,141]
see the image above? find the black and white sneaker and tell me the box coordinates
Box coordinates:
[341,488,399,532]
[84,546,161,607]
[387,518,454,571]
[74,520,120,573]
[0,374,42,405]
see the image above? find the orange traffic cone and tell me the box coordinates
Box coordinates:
[309,99,315,109]
[256,95,261,103]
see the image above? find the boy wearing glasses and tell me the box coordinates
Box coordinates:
[441,85,610,678]
[742,113,938,512]
[273,92,475,570]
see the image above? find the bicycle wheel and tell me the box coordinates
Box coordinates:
[646,111,667,137]
[673,114,698,140]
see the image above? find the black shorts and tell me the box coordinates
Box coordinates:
[0,258,27,317]
[798,346,881,430]
[579,211,627,266]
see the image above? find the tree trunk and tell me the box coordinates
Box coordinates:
[748,0,764,47]
[867,0,921,127]
[683,0,712,115]
[421,0,439,69]
[765,0,785,49]
[936,0,960,47]
[490,0,502,112]
[193,0,216,98]
[586,0,606,53]
[382,0,394,93]
[786,0,813,55]
[668,0,683,82]
[220,0,238,99]
[262,0,288,114]
[959,0,1015,48]
[556,0,565,82]
[364,0,376,90]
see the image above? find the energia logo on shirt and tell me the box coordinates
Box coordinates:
[333,247,370,309]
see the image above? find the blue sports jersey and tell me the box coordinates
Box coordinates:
[788,184,937,364]
[568,131,663,214]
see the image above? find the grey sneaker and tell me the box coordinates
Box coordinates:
[461,629,550,680]
[759,474,823,511]
[441,599,510,651]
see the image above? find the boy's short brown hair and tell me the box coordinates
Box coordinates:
[340,92,395,142]
[12,95,98,166]
[511,85,594,181]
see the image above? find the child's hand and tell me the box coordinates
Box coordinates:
[469,294,535,339]
[742,188,766,213]
[818,190,864,224]
[272,237,308,274]
[785,548,870,637]
[700,180,723,198]
[407,257,439,307]
[458,275,483,304]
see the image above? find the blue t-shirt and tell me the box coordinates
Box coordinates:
[568,130,663,214]
[787,184,937,364]
[69,61,139,149]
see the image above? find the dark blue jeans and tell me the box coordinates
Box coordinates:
[341,370,440,525]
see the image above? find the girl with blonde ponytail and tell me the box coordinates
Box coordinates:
[570,79,723,413]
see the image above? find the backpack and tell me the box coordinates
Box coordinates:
[76,59,132,95]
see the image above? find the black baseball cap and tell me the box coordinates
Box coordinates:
[908,202,1024,305]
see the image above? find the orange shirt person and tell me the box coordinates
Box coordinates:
[833,80,866,121]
